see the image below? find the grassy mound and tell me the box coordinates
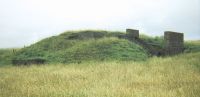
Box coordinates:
[0,49,11,65]
[0,49,17,65]
[61,38,148,63]
[7,30,200,65]
[13,30,148,64]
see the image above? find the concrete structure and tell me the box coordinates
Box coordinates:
[12,58,46,65]
[126,29,139,40]
[164,31,184,55]
[126,28,162,56]
[125,29,184,56]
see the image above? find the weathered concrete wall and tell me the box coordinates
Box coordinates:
[12,58,46,65]
[164,31,184,55]
[126,29,139,40]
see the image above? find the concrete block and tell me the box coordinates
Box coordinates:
[164,31,184,55]
[126,29,139,40]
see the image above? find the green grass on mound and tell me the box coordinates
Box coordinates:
[2,30,200,65]
[13,30,149,64]
[0,49,17,65]
[61,38,148,63]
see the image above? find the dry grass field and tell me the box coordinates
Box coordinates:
[0,52,200,97]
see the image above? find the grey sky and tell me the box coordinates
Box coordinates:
[0,0,200,48]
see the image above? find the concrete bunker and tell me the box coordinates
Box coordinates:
[126,29,184,56]
[126,29,139,40]
[12,58,46,65]
[164,31,184,55]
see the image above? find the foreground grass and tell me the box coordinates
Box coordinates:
[0,52,200,97]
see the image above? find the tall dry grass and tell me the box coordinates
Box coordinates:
[0,52,200,97]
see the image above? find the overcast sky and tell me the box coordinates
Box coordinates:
[0,0,199,48]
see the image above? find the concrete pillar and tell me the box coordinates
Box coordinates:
[126,29,139,40]
[164,31,184,55]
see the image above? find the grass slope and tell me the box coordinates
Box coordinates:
[0,49,17,65]
[1,30,199,65]
[0,52,200,97]
[13,30,149,64]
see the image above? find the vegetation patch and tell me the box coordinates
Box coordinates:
[61,38,148,63]
[0,52,200,97]
[1,30,199,65]
[12,30,149,64]
[184,40,200,53]
[0,49,17,65]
